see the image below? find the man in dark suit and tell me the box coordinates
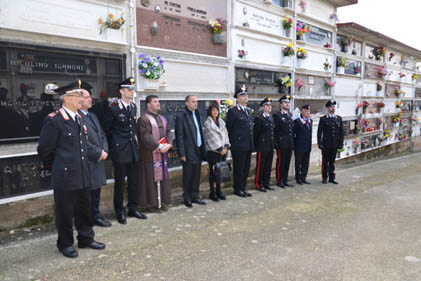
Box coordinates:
[253,97,275,192]
[317,100,344,184]
[79,83,111,227]
[175,95,207,208]
[293,104,313,185]
[273,95,294,188]
[103,77,147,224]
[226,84,253,198]
[37,80,105,258]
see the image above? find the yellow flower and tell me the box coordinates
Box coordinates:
[288,43,293,48]
[98,18,103,24]
[108,13,114,19]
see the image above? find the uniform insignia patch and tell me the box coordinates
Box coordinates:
[58,108,70,120]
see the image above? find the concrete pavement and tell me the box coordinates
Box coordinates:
[1,153,421,281]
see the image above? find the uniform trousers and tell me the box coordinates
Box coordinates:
[90,188,101,221]
[321,148,337,180]
[182,163,202,202]
[113,161,138,214]
[295,151,310,182]
[255,150,274,189]
[231,150,252,192]
[276,148,293,184]
[54,189,94,251]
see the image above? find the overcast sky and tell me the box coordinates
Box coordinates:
[337,0,421,50]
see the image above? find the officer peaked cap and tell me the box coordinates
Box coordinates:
[54,79,83,96]
[234,84,248,98]
[117,77,136,90]
[260,97,272,106]
[301,104,310,110]
[326,99,337,107]
[81,82,93,94]
[279,95,291,103]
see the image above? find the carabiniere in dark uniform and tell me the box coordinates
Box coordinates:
[103,77,147,224]
[253,97,275,192]
[273,95,294,188]
[38,79,105,259]
[317,99,344,184]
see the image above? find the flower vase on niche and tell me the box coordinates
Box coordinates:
[104,28,122,42]
[143,78,160,90]
[284,28,291,38]
[212,33,225,44]
[279,85,287,94]
[282,55,291,67]
[337,66,345,74]
[296,59,305,68]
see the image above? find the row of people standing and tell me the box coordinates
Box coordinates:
[38,77,175,258]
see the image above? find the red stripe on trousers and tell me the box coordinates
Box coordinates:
[255,151,262,189]
[276,149,281,184]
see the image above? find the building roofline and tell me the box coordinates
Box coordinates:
[337,22,421,59]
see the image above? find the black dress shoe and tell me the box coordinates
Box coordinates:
[95,218,112,227]
[192,199,207,205]
[209,192,219,202]
[329,179,339,184]
[185,201,193,208]
[322,179,328,184]
[116,213,127,225]
[234,190,247,197]
[296,180,303,185]
[278,182,285,188]
[284,182,294,187]
[128,209,148,219]
[216,192,226,200]
[243,191,252,197]
[302,180,311,185]
[264,186,275,191]
[78,240,106,250]
[256,187,267,192]
[60,246,78,258]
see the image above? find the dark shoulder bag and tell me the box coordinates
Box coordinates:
[214,154,231,183]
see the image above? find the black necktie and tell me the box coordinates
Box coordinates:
[76,115,81,127]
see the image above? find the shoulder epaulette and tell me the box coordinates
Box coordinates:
[58,108,70,120]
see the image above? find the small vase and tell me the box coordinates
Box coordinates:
[212,33,225,44]
[337,67,345,74]
[103,28,123,42]
[341,45,348,53]
[143,78,160,90]
[326,87,331,96]
[281,55,291,67]
[296,34,304,41]
[284,28,291,38]
[279,85,287,94]
[296,59,305,68]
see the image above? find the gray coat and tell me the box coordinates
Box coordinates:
[82,111,108,190]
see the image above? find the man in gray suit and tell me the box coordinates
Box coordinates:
[80,83,111,227]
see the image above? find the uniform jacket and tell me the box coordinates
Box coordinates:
[203,116,230,153]
[37,108,90,191]
[293,115,313,152]
[273,110,294,149]
[253,112,275,152]
[175,108,207,164]
[317,114,344,149]
[226,105,253,151]
[82,110,108,190]
[103,99,139,164]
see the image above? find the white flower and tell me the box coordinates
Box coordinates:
[153,62,158,67]
[145,71,151,76]
[142,63,148,68]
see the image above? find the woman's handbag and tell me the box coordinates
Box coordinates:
[214,157,232,183]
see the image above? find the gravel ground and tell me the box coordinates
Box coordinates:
[1,153,421,281]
